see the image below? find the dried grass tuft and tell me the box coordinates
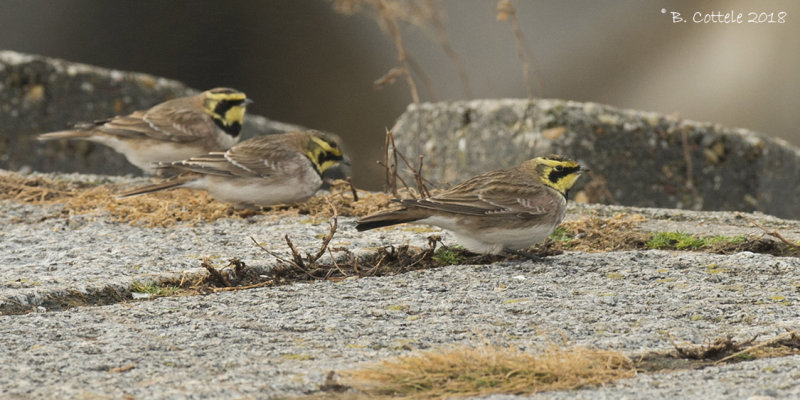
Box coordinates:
[557,214,648,252]
[0,171,393,227]
[340,344,634,399]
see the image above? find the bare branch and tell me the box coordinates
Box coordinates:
[377,160,415,197]
[407,53,438,101]
[201,257,231,287]
[346,176,359,202]
[310,197,339,262]
[378,0,420,103]
[739,213,800,251]
[374,67,404,89]
[714,330,797,365]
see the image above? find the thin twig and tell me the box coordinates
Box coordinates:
[210,281,273,293]
[383,129,397,195]
[374,67,403,89]
[310,197,339,262]
[417,155,431,197]
[177,270,188,288]
[283,235,306,269]
[407,53,438,101]
[389,130,400,194]
[250,236,316,279]
[346,176,359,202]
[328,247,350,278]
[330,0,469,100]
[739,213,800,251]
[377,160,415,197]
[714,330,798,365]
[108,364,136,373]
[378,0,420,104]
[391,139,434,195]
[250,199,339,281]
[367,253,388,277]
[201,257,232,287]
[250,236,289,263]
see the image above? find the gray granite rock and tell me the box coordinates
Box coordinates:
[391,99,800,219]
[0,50,304,176]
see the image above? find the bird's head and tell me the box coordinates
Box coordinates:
[529,154,587,198]
[303,130,349,177]
[202,87,252,138]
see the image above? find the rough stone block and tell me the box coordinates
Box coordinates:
[391,99,800,219]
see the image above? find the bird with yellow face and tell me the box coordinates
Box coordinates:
[118,130,348,207]
[357,155,587,255]
[37,87,251,174]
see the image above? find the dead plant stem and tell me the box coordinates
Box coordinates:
[378,0,420,104]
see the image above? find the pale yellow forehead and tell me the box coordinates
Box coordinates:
[205,92,247,101]
[533,156,578,168]
[204,87,246,100]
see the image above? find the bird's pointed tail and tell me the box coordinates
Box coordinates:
[355,208,423,231]
[37,130,93,141]
[116,175,194,199]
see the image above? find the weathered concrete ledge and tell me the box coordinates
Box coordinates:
[391,100,800,219]
[0,50,304,176]
[2,51,799,398]
[1,171,799,398]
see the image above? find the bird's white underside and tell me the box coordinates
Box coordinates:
[183,164,322,206]
[420,214,563,255]
[90,136,214,175]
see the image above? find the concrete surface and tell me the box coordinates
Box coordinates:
[1,171,799,399]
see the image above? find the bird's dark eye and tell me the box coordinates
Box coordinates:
[555,165,564,172]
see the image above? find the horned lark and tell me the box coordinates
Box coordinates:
[37,87,251,174]
[118,130,348,207]
[356,155,587,255]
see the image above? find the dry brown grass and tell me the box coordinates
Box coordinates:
[562,214,649,251]
[289,180,397,219]
[335,344,634,399]
[555,214,649,253]
[0,171,396,227]
[1,171,240,227]
[3,171,794,257]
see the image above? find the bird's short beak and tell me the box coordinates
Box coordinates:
[342,156,352,166]
[244,98,254,105]
[580,166,590,173]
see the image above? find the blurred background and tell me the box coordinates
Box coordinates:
[1,0,797,189]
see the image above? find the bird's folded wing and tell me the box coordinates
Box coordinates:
[407,184,554,217]
[166,140,308,179]
[97,108,214,143]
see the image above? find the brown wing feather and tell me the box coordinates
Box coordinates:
[74,96,214,143]
[160,135,311,179]
[403,168,556,217]
[136,103,217,142]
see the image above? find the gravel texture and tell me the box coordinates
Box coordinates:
[2,172,800,399]
[1,250,798,398]
[486,354,800,399]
